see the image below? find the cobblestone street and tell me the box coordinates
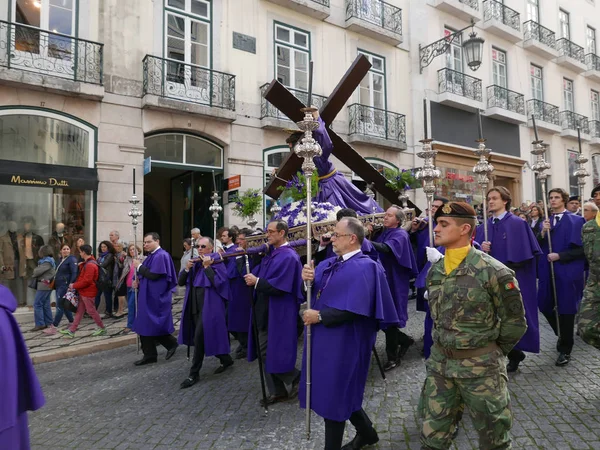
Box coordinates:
[29,302,600,450]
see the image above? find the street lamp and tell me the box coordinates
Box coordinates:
[419,19,485,73]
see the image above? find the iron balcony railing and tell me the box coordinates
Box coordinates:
[483,0,520,31]
[438,68,482,102]
[309,0,330,5]
[459,0,479,10]
[527,99,559,125]
[260,83,326,120]
[523,21,556,49]
[0,20,103,84]
[487,85,524,114]
[348,103,406,143]
[560,111,589,134]
[345,0,402,36]
[556,38,585,63]
[586,53,600,71]
[589,120,600,139]
[142,55,235,110]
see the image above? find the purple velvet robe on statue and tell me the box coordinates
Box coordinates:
[312,118,383,215]
[0,285,45,449]
[475,213,542,353]
[537,211,586,315]
[132,248,177,336]
[298,253,398,421]
[227,255,254,333]
[247,245,303,373]
[373,227,417,328]
[178,262,230,356]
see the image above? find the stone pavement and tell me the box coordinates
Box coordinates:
[28,302,600,450]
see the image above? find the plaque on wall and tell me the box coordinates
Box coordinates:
[233,32,256,54]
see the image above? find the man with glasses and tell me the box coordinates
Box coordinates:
[132,232,179,366]
[244,220,303,406]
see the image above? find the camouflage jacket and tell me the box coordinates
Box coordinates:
[426,246,527,378]
[583,219,600,282]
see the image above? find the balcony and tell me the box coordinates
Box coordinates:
[262,0,330,20]
[526,99,561,133]
[481,0,522,43]
[484,85,525,124]
[0,20,103,98]
[260,83,326,129]
[590,120,600,146]
[141,55,236,122]
[559,111,590,140]
[583,54,600,82]
[428,0,481,23]
[437,68,483,112]
[347,104,406,150]
[555,38,587,73]
[523,21,558,59]
[345,0,403,46]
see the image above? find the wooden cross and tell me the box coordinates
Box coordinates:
[262,54,419,213]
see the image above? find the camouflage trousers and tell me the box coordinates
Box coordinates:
[419,369,512,450]
[577,277,600,350]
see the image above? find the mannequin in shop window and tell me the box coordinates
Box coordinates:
[0,221,26,304]
[49,222,72,261]
[20,216,44,281]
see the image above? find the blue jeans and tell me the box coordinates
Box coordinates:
[127,287,136,329]
[53,295,74,327]
[34,290,53,326]
[95,287,114,314]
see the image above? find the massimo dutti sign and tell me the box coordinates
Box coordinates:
[0,160,99,191]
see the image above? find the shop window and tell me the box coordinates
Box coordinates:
[144,133,222,169]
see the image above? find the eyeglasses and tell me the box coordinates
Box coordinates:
[196,245,208,249]
[331,233,353,239]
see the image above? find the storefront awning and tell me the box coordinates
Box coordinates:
[0,159,99,191]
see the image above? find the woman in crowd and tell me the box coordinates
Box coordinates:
[95,240,116,319]
[115,243,141,333]
[113,242,127,318]
[43,244,78,335]
[180,238,193,274]
[30,245,56,332]
[73,237,85,262]
[518,212,529,221]
[529,205,544,236]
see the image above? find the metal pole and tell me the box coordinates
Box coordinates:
[416,138,440,247]
[128,168,142,354]
[473,139,494,242]
[209,191,222,241]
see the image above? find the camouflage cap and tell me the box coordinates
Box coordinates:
[433,201,477,220]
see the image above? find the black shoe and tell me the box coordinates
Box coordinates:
[555,353,570,366]
[341,431,379,449]
[165,344,178,361]
[260,394,288,407]
[398,337,415,359]
[507,353,526,373]
[180,375,199,389]
[134,357,157,366]
[383,360,398,372]
[214,360,233,374]
[235,350,247,360]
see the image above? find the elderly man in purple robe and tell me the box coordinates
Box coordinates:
[244,219,304,406]
[132,232,179,366]
[178,237,233,389]
[0,284,45,448]
[300,217,398,450]
[368,205,418,371]
[475,187,542,372]
[537,188,586,366]
[285,111,382,215]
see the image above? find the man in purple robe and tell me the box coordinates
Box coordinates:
[177,237,233,389]
[0,284,45,448]
[132,232,179,366]
[370,205,418,371]
[475,187,542,372]
[537,188,586,366]
[300,217,398,450]
[244,220,304,406]
[286,111,382,215]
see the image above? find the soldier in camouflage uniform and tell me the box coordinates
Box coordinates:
[419,202,527,450]
[578,185,600,349]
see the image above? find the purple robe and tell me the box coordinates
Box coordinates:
[0,285,45,449]
[178,262,230,356]
[312,118,383,215]
[133,248,177,336]
[247,245,303,373]
[537,212,586,315]
[475,213,542,353]
[374,227,417,327]
[412,220,435,312]
[298,252,398,421]
[227,255,254,333]
[323,238,379,262]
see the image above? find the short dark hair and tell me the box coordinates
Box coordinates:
[144,232,160,242]
[238,228,252,237]
[271,219,289,234]
[548,188,569,205]
[79,244,93,256]
[433,196,449,204]
[98,240,116,255]
[38,245,54,258]
[487,187,512,211]
[339,217,365,245]
[222,227,238,243]
[183,238,192,247]
[336,208,358,221]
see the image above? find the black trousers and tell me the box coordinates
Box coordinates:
[231,331,248,350]
[257,329,300,397]
[190,313,232,376]
[140,334,178,359]
[507,347,525,362]
[383,327,412,361]
[324,408,376,450]
[542,311,576,354]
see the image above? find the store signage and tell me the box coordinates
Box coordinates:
[446,172,474,183]
[0,159,99,191]
[9,175,71,187]
[227,175,241,190]
[143,157,152,175]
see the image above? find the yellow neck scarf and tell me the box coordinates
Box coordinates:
[596,211,600,227]
[444,245,471,275]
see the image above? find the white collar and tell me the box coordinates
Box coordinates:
[553,210,566,216]
[279,242,290,247]
[151,246,161,254]
[493,211,508,221]
[342,249,361,261]
[224,243,235,249]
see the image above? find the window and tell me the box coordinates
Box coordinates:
[263,146,292,225]
[563,78,574,111]
[526,0,539,23]
[530,65,543,100]
[145,133,223,169]
[587,26,597,54]
[559,9,570,39]
[592,90,600,121]
[492,48,507,88]
[593,154,600,186]
[568,150,579,196]
[358,50,386,111]
[445,28,463,72]
[274,23,310,92]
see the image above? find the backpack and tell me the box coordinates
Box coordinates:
[85,260,112,291]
